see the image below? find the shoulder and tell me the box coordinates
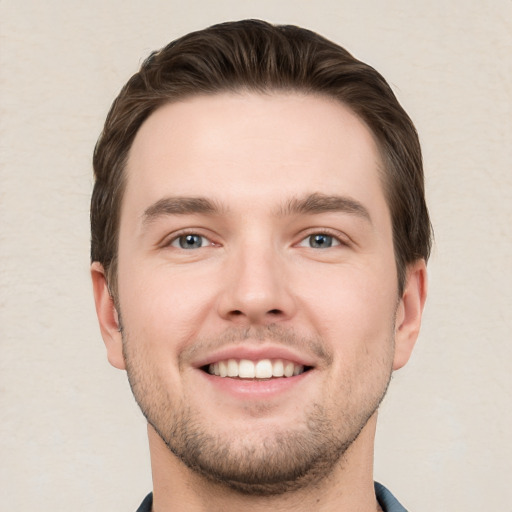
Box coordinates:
[374,482,408,512]
[135,492,153,512]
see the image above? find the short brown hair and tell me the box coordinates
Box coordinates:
[91,19,431,296]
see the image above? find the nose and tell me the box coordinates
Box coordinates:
[217,241,297,325]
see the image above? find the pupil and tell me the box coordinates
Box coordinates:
[311,234,332,248]
[180,235,202,249]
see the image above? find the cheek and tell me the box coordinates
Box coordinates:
[295,261,397,388]
[297,262,397,334]
[117,262,219,348]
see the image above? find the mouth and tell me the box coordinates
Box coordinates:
[201,358,312,380]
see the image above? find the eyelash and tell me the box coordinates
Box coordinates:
[296,229,348,249]
[164,230,216,249]
[163,228,348,251]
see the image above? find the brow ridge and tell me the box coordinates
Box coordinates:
[279,193,372,222]
[142,192,371,226]
[142,196,223,225]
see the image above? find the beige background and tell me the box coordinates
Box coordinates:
[1,1,511,510]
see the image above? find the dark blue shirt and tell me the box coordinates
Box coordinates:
[136,482,407,511]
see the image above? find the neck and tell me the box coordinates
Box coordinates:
[148,413,381,512]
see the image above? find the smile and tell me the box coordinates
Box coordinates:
[206,358,309,379]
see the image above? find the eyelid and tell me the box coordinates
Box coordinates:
[157,227,351,249]
[296,228,351,247]
[170,234,213,249]
[160,228,218,249]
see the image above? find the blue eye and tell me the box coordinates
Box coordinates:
[309,234,334,248]
[298,233,341,249]
[172,234,208,249]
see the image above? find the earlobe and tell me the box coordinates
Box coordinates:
[393,260,428,370]
[91,262,126,370]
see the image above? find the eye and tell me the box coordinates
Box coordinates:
[170,234,212,249]
[298,233,341,249]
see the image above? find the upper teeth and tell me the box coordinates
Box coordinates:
[208,359,304,379]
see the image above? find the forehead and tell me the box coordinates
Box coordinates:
[122,92,387,220]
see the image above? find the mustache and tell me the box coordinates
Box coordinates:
[178,324,333,368]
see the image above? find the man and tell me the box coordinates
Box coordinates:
[91,20,430,511]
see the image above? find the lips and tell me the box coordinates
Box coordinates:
[208,358,306,379]
[192,343,316,383]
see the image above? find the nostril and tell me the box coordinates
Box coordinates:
[226,308,285,321]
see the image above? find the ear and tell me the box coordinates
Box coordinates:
[91,262,126,370]
[393,259,428,370]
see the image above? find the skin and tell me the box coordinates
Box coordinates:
[92,92,427,511]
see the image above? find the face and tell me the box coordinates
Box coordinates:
[93,92,424,495]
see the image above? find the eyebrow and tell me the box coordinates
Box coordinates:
[141,192,372,226]
[278,193,372,223]
[142,196,224,225]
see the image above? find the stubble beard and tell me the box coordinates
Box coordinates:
[122,325,394,496]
